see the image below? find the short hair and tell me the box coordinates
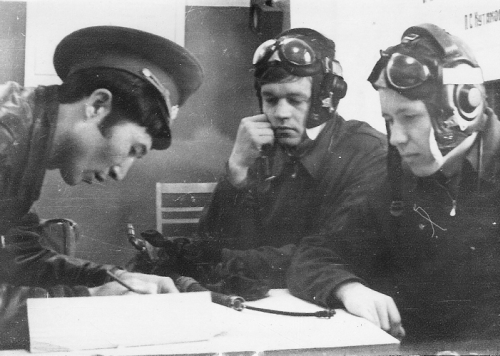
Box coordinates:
[58,67,167,139]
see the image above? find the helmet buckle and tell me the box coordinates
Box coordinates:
[321,96,335,113]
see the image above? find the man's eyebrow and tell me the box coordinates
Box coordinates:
[260,89,276,96]
[394,107,418,116]
[261,91,308,98]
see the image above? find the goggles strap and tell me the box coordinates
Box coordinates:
[323,57,343,77]
[386,121,404,217]
[368,52,390,86]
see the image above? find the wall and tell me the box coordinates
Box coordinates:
[289,0,500,133]
[0,2,25,84]
[24,0,185,86]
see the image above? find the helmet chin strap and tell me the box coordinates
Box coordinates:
[427,99,486,178]
[437,131,479,178]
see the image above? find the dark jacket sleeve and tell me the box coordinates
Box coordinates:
[199,176,295,285]
[198,176,259,249]
[221,244,296,287]
[286,127,391,308]
[1,216,116,288]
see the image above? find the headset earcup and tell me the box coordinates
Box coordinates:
[332,75,347,100]
[319,73,347,106]
[308,73,348,128]
[454,84,483,121]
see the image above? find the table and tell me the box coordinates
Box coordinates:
[1,289,400,355]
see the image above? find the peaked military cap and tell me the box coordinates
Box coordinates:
[54,25,203,106]
[53,26,204,149]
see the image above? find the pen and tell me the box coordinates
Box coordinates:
[106,270,142,294]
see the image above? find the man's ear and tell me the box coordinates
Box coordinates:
[85,89,112,121]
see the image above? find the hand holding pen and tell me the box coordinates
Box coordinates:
[88,270,179,296]
[105,270,142,294]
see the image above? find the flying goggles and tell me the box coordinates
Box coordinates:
[370,50,482,90]
[369,46,484,130]
[253,37,342,78]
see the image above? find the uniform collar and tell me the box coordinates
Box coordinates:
[269,118,338,180]
[23,85,60,203]
[306,122,326,140]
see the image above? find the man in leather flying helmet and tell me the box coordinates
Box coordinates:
[267,23,500,344]
[187,27,394,334]
[366,23,500,342]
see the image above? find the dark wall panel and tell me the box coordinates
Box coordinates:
[176,6,263,139]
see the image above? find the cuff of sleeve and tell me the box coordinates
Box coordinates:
[110,266,125,275]
[224,161,254,190]
[72,285,91,297]
[28,287,51,298]
[288,270,365,309]
[217,175,252,206]
[43,285,91,298]
[223,163,246,190]
[328,277,366,307]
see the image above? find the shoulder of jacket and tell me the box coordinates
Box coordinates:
[0,81,25,101]
[333,118,387,150]
[0,82,37,144]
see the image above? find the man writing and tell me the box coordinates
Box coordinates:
[0,26,203,348]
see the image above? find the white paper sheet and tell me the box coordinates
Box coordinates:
[27,292,215,353]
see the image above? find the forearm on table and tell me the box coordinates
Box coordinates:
[286,241,365,308]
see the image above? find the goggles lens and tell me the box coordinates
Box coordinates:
[253,37,317,69]
[281,38,315,65]
[386,53,431,90]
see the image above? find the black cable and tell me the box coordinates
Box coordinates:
[175,276,335,318]
[244,305,335,318]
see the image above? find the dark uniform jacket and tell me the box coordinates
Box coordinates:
[0,82,114,348]
[290,111,500,341]
[198,115,389,299]
[387,113,500,341]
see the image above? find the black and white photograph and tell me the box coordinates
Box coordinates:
[0,0,500,355]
